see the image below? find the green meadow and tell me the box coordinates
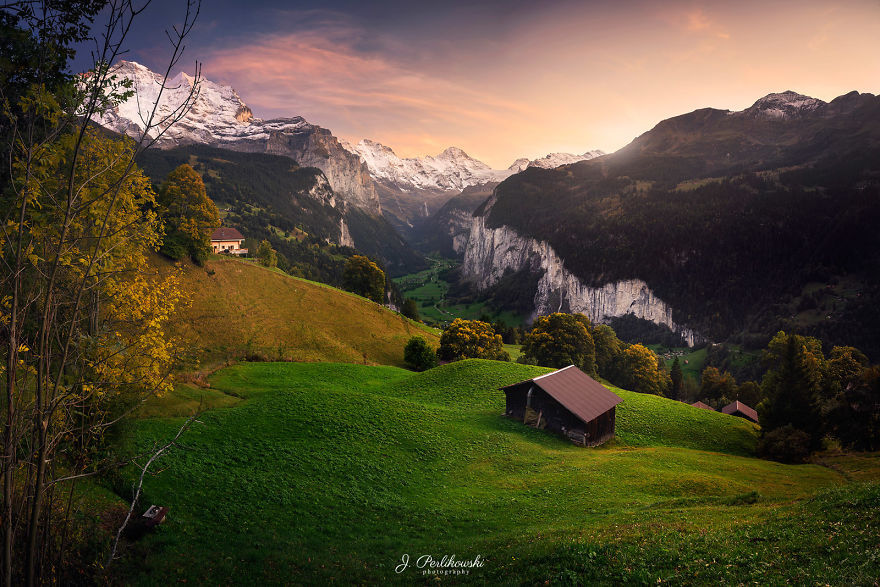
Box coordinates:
[118,360,880,584]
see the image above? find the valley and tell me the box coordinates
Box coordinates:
[4,6,880,582]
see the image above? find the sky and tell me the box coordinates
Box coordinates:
[79,0,880,168]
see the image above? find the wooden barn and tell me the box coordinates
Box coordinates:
[501,365,622,447]
[722,400,759,424]
[690,401,715,411]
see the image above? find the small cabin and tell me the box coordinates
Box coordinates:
[721,400,759,423]
[211,227,248,255]
[690,401,715,411]
[501,365,622,447]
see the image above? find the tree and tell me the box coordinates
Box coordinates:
[404,336,437,371]
[343,255,385,303]
[822,346,879,450]
[699,366,737,404]
[401,298,420,321]
[0,2,203,582]
[520,313,596,374]
[157,163,219,263]
[256,239,277,268]
[670,357,684,400]
[592,324,623,379]
[615,344,667,395]
[437,319,510,362]
[759,331,826,449]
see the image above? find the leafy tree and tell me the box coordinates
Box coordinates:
[615,344,667,395]
[699,366,737,404]
[822,347,879,450]
[401,298,420,321]
[343,255,385,303]
[157,163,219,264]
[437,319,510,362]
[670,357,684,400]
[736,381,762,407]
[404,336,437,371]
[256,239,278,268]
[592,324,623,378]
[759,331,826,449]
[520,313,596,374]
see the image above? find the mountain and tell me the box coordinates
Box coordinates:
[96,61,380,214]
[135,143,424,276]
[457,90,880,355]
[348,139,605,235]
[508,150,605,172]
[348,139,510,192]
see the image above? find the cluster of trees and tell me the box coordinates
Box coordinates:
[518,313,670,395]
[419,313,672,397]
[755,332,879,461]
[0,1,206,582]
[687,331,880,462]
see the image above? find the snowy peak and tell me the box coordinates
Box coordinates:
[96,61,380,214]
[508,150,606,172]
[99,60,270,142]
[352,140,508,192]
[740,90,825,120]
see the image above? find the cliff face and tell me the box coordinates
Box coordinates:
[461,198,699,345]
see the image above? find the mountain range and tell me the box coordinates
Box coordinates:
[95,61,880,356]
[455,89,880,355]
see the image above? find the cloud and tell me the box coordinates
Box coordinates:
[200,13,532,159]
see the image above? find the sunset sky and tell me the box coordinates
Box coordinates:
[105,0,880,168]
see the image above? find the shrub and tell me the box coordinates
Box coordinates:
[404,336,437,371]
[757,425,811,463]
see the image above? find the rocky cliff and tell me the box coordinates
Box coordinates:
[461,197,699,345]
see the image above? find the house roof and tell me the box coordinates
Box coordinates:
[721,400,759,423]
[502,365,622,425]
[211,227,244,241]
[690,401,715,411]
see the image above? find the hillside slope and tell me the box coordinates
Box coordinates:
[161,256,437,368]
[118,360,876,584]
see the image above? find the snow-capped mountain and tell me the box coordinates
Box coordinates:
[346,139,512,192]
[507,150,606,172]
[95,61,380,214]
[736,90,825,120]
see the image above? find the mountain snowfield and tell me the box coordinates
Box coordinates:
[343,139,513,192]
[97,60,310,144]
[507,150,606,172]
[346,139,607,193]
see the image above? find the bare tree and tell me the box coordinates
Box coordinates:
[0,1,204,583]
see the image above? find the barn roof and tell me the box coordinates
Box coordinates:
[211,227,244,241]
[502,365,622,425]
[721,400,759,423]
[690,401,715,411]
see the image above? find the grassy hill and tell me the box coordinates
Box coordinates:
[115,360,879,584]
[161,255,437,369]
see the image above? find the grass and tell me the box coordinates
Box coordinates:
[114,359,879,584]
[158,255,438,369]
[394,255,526,327]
